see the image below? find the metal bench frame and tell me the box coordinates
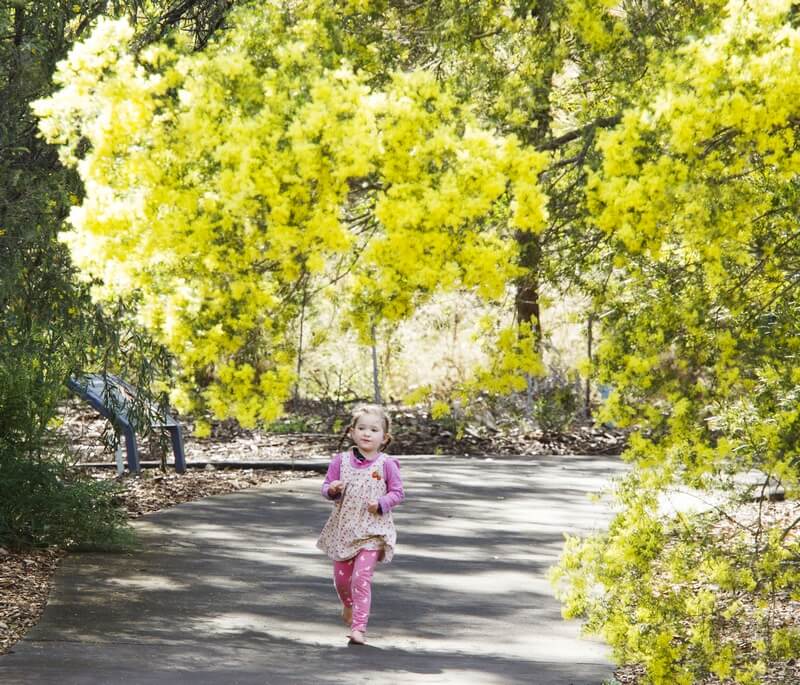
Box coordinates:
[67,373,186,474]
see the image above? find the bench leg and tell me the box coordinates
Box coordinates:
[122,423,140,473]
[169,426,186,474]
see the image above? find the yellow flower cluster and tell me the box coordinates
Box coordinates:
[33,4,550,424]
[590,0,800,274]
[462,321,544,396]
[565,0,629,51]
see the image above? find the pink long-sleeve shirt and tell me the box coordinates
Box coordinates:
[321,449,405,514]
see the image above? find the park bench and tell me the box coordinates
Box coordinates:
[67,373,186,474]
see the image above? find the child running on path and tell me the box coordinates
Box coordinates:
[317,404,405,645]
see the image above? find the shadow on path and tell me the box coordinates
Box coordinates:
[0,455,625,685]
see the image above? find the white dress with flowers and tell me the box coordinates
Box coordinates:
[317,452,397,563]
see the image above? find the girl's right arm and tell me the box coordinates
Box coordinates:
[321,453,344,500]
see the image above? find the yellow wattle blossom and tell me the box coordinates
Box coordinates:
[33,4,553,425]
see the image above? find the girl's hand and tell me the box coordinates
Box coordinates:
[367,500,380,514]
[328,480,344,496]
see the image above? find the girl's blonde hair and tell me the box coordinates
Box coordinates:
[341,403,392,448]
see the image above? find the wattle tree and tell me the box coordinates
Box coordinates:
[33,5,550,430]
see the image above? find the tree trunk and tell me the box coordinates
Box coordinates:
[293,282,308,403]
[585,312,594,418]
[371,324,381,404]
[514,231,544,344]
[514,3,555,343]
[516,234,543,420]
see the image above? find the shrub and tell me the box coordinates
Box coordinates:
[530,370,581,432]
[0,446,134,551]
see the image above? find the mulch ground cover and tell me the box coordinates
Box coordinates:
[56,399,627,466]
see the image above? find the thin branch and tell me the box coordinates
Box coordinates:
[744,266,800,319]
[779,514,800,545]
[724,211,800,297]
[539,114,622,151]
[671,489,757,535]
[470,29,503,41]
[547,154,581,171]
[316,220,382,294]
[698,126,738,159]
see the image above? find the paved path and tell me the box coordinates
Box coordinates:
[0,455,625,684]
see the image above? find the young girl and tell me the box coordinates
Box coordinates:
[316,404,405,645]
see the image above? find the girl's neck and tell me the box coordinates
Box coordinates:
[353,446,379,461]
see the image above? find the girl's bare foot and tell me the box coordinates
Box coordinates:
[342,605,352,625]
[349,629,365,644]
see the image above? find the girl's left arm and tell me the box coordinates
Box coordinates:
[378,458,405,513]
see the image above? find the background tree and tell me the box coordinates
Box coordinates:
[0,0,238,549]
[33,0,699,418]
[33,4,551,430]
[320,0,731,415]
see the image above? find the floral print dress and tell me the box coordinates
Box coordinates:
[317,452,397,563]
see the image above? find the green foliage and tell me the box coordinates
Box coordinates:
[0,446,134,550]
[554,480,800,684]
[266,415,315,434]
[0,1,89,451]
[7,0,800,678]
[530,369,581,433]
[33,3,552,427]
[0,0,231,550]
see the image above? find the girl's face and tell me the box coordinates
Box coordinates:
[350,412,386,457]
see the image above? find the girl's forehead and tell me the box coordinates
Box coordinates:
[355,413,384,427]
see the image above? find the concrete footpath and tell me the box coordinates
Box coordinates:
[0,455,625,684]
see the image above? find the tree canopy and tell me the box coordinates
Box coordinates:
[0,0,242,550]
[34,2,555,429]
[556,4,800,681]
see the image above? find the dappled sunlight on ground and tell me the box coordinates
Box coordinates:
[1,455,627,684]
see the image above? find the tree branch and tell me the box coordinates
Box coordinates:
[779,514,800,544]
[539,114,622,151]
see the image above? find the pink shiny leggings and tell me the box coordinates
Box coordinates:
[333,549,380,632]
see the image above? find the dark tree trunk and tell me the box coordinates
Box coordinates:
[513,2,555,341]
[515,231,543,344]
